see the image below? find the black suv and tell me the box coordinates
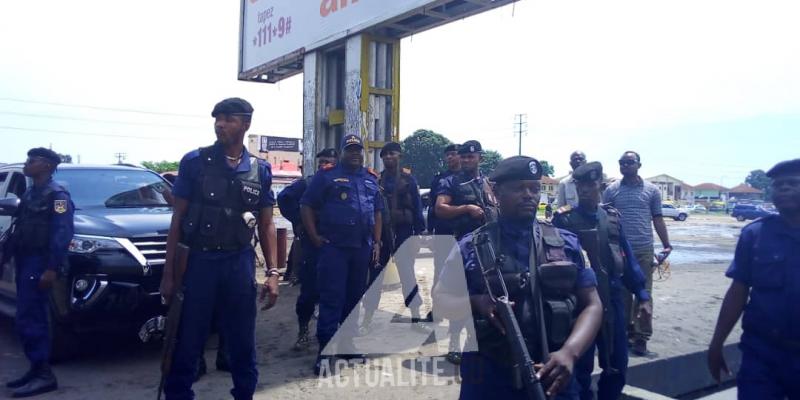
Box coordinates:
[0,164,171,360]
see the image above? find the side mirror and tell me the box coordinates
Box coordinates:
[0,198,21,216]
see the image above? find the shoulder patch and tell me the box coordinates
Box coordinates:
[322,164,335,171]
[54,199,67,214]
[333,178,350,183]
[556,205,572,215]
[402,167,412,175]
[367,167,379,178]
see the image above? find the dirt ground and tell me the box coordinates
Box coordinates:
[0,213,746,399]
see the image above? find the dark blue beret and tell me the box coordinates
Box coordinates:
[211,97,254,118]
[573,161,603,182]
[489,155,542,183]
[380,141,402,157]
[341,134,364,150]
[27,147,61,166]
[316,148,338,159]
[444,144,459,153]
[458,140,483,154]
[766,158,800,178]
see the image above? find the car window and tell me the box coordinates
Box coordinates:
[6,172,27,199]
[0,172,8,197]
[54,169,171,208]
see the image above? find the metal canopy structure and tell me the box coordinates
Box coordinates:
[239,0,517,84]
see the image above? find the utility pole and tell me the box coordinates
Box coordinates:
[114,152,127,164]
[514,113,527,156]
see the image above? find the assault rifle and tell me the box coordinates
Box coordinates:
[156,243,190,400]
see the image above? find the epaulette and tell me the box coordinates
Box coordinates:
[322,164,335,171]
[402,167,412,175]
[555,204,572,215]
[367,167,379,178]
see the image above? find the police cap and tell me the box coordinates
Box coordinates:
[489,156,543,183]
[27,147,61,167]
[444,144,459,153]
[379,141,402,157]
[766,158,800,178]
[316,148,338,159]
[573,161,603,183]
[458,140,483,154]
[341,134,364,150]
[211,97,254,118]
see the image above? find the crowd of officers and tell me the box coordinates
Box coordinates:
[3,96,799,400]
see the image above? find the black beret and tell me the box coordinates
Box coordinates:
[444,144,459,153]
[767,158,800,178]
[316,148,338,159]
[340,134,364,150]
[573,161,603,182]
[379,141,402,157]
[27,147,61,166]
[489,156,542,183]
[211,97,254,118]
[458,140,483,154]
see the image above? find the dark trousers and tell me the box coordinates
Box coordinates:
[575,289,628,400]
[15,255,51,364]
[737,345,800,400]
[295,238,320,327]
[315,244,370,350]
[363,227,422,316]
[164,249,258,400]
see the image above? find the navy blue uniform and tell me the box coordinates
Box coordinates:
[726,215,800,399]
[165,145,274,400]
[443,218,597,400]
[428,170,455,236]
[277,177,319,326]
[553,207,650,400]
[300,164,383,350]
[13,180,74,364]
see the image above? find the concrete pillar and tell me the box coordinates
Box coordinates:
[302,52,320,176]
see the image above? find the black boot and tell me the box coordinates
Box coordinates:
[5,366,36,389]
[292,325,311,351]
[11,364,57,398]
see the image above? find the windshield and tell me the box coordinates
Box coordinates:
[54,169,171,208]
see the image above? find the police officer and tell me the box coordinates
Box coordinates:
[552,162,652,400]
[427,143,461,240]
[708,159,800,399]
[434,156,602,400]
[159,98,279,400]
[277,148,338,351]
[4,148,74,398]
[434,140,497,363]
[361,142,426,332]
[435,140,498,240]
[300,134,383,373]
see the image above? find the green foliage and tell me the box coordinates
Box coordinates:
[58,153,72,164]
[745,169,772,199]
[479,150,503,176]
[539,160,555,177]
[401,129,453,188]
[142,160,179,173]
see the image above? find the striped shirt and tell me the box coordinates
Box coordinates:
[603,178,662,252]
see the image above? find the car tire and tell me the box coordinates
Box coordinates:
[736,215,745,222]
[677,214,687,221]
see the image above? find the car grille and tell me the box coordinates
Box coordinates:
[129,235,168,266]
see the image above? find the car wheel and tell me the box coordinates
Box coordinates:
[736,215,745,222]
[677,214,687,221]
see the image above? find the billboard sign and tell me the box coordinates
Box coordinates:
[239,0,445,78]
[260,135,301,152]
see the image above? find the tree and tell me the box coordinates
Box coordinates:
[142,160,180,173]
[479,150,503,176]
[745,169,772,199]
[58,153,72,164]
[401,129,453,188]
[539,160,555,177]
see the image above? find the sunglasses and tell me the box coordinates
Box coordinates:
[618,160,638,167]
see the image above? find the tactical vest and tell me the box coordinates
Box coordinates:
[14,184,64,253]
[472,220,579,366]
[557,205,625,276]
[380,170,415,226]
[451,173,498,238]
[181,146,263,251]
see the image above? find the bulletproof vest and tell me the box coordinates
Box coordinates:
[182,146,263,251]
[14,184,62,253]
[471,220,578,366]
[450,173,498,238]
[380,170,415,225]
[557,206,625,276]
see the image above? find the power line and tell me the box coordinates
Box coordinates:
[0,110,205,130]
[0,97,207,119]
[513,113,527,156]
[0,126,185,141]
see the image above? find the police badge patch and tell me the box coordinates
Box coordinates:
[54,200,67,214]
[528,161,538,175]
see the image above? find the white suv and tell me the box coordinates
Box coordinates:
[661,204,689,221]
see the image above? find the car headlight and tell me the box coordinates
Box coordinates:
[69,235,124,254]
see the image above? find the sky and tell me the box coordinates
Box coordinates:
[1,0,798,187]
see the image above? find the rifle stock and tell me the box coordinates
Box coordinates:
[576,229,616,373]
[157,243,190,400]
